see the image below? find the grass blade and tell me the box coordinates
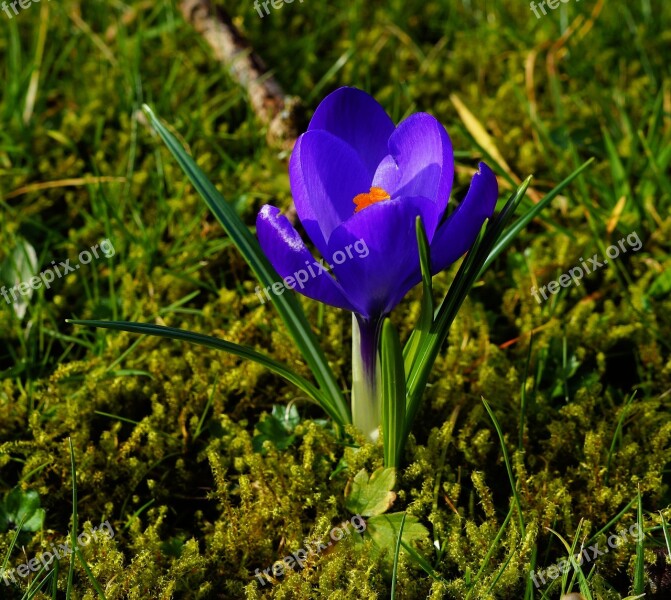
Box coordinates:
[1,512,28,586]
[465,504,514,599]
[390,512,407,599]
[19,563,54,600]
[400,540,447,584]
[67,438,77,598]
[546,522,593,600]
[75,548,107,599]
[519,334,534,451]
[482,398,525,536]
[633,491,645,595]
[51,559,59,599]
[605,391,637,485]
[659,511,671,561]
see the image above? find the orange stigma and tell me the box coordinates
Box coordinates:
[353,187,391,213]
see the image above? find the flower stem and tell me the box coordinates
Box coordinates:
[351,314,382,441]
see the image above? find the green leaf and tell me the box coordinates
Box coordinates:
[380,319,406,468]
[345,467,396,517]
[403,217,492,436]
[66,319,347,424]
[404,159,594,446]
[140,105,350,427]
[403,217,434,375]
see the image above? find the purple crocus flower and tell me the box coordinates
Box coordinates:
[256,87,498,438]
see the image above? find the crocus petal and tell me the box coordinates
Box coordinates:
[429,162,498,274]
[369,155,400,196]
[290,130,371,255]
[372,112,453,239]
[256,205,358,312]
[326,197,436,318]
[308,87,395,178]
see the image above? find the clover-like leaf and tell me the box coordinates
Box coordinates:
[3,488,46,532]
[252,404,300,453]
[345,467,396,517]
[365,512,430,555]
[272,403,300,430]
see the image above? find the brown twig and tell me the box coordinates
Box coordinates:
[179,0,305,151]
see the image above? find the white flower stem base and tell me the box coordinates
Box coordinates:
[351,313,382,442]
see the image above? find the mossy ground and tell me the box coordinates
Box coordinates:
[1,0,670,598]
